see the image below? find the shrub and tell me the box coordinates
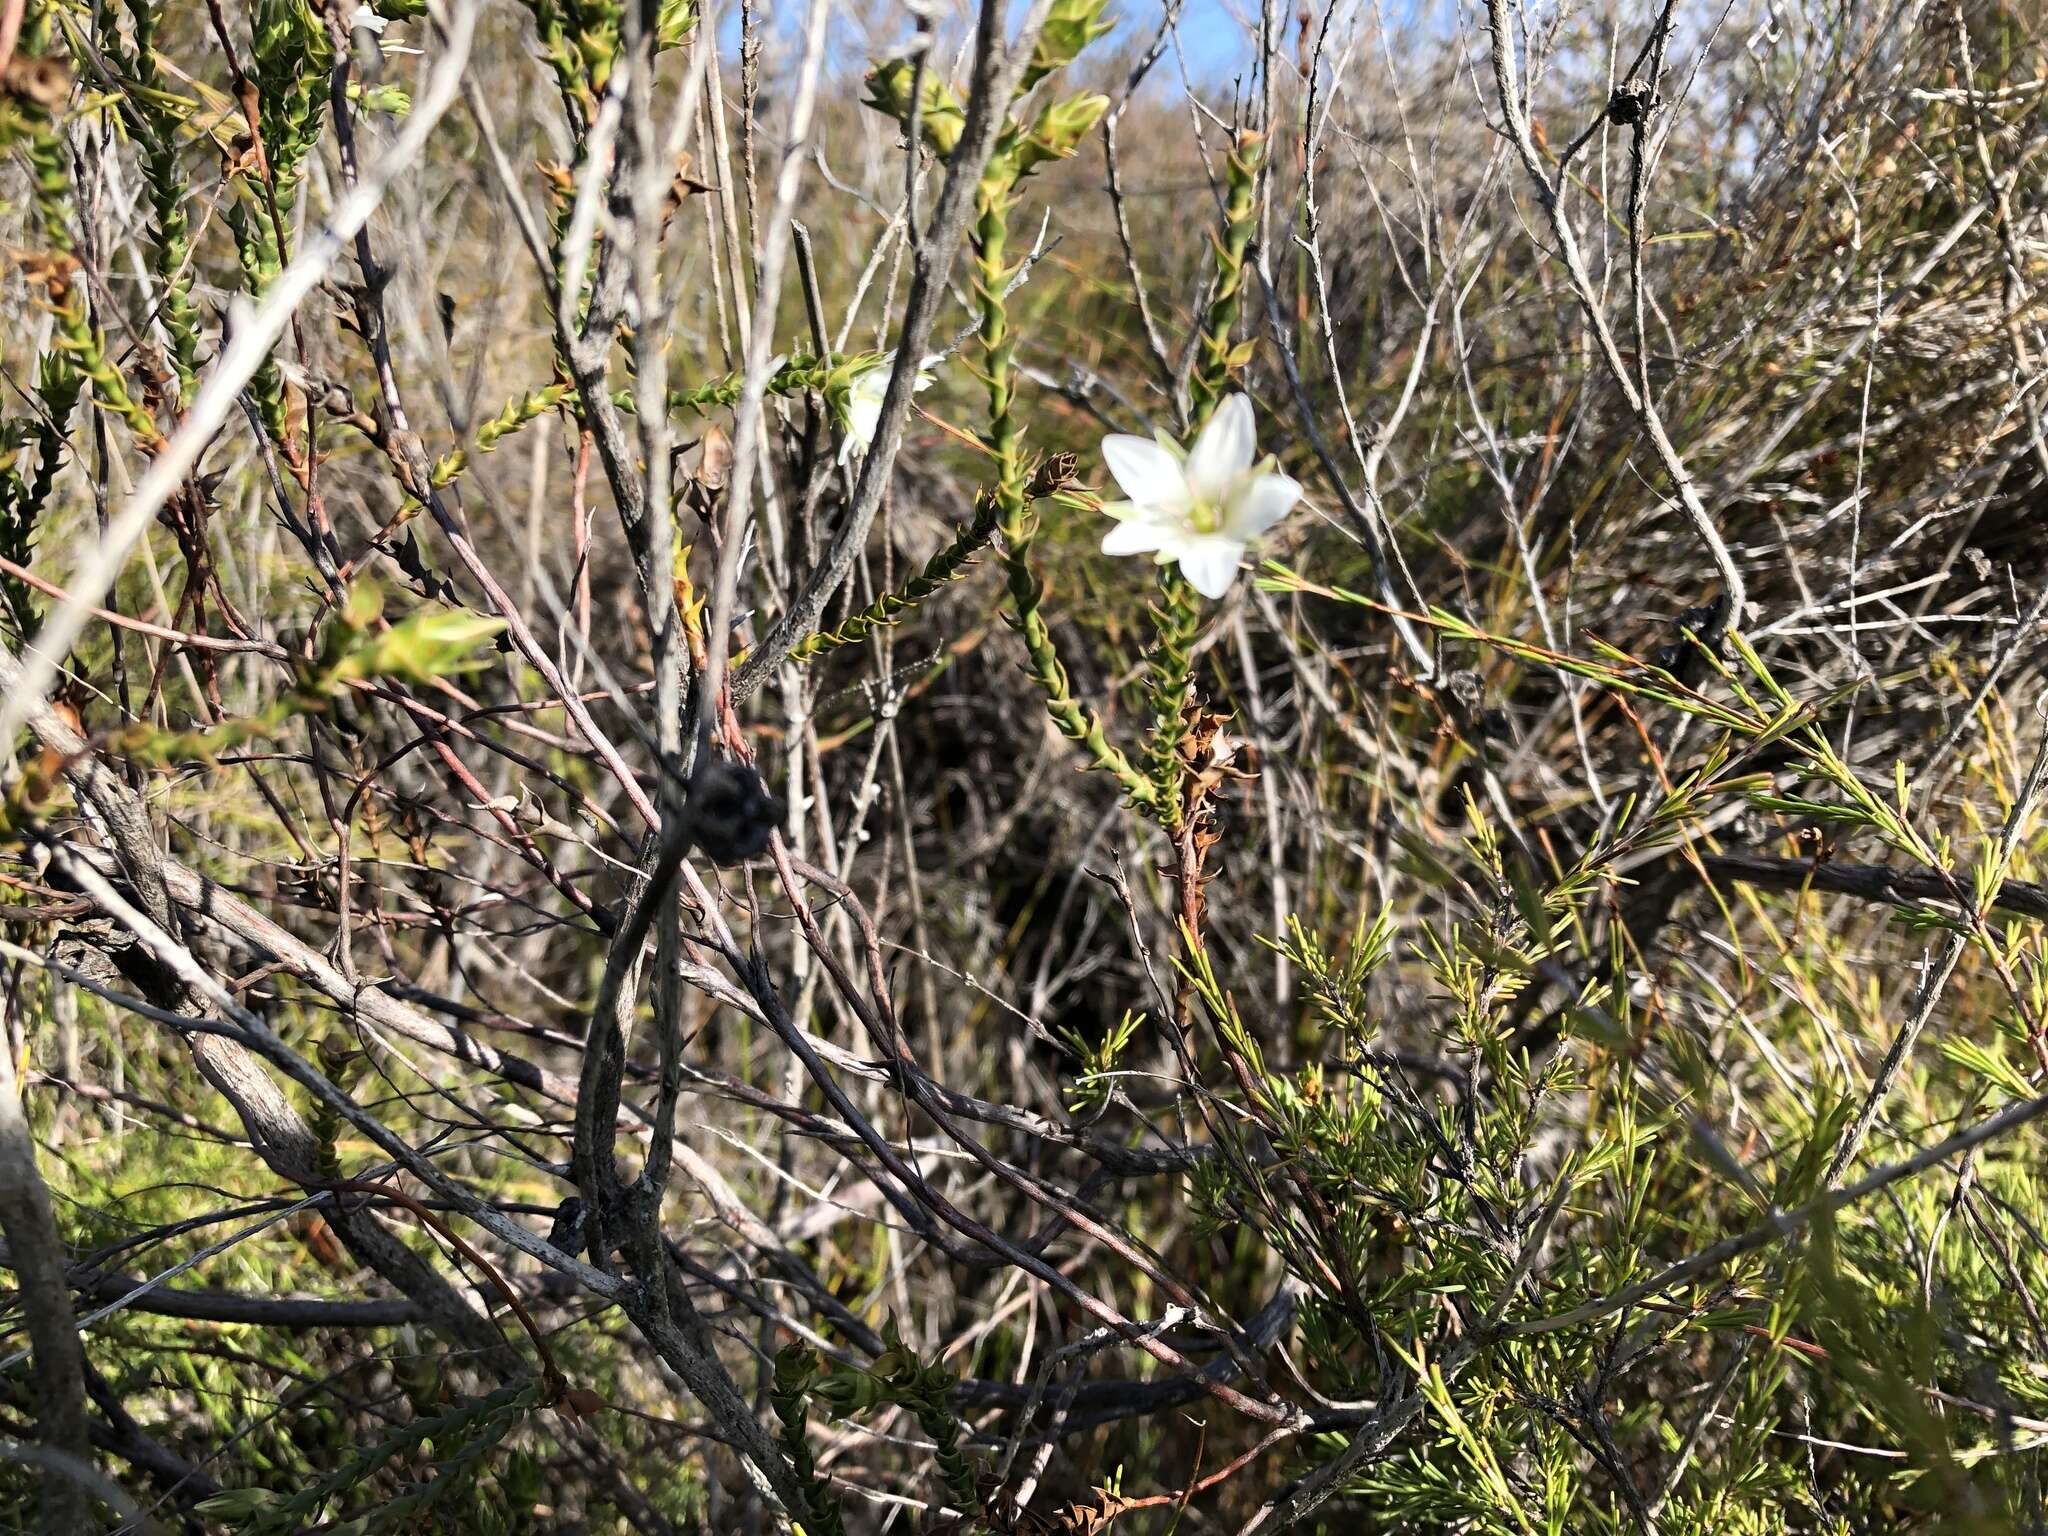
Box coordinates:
[1,0,2046,1531]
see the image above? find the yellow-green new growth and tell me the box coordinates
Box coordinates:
[1021,0,1117,91]
[864,57,967,156]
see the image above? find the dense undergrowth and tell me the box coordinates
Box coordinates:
[2,0,2048,1531]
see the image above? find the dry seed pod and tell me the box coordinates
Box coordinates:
[1,54,70,111]
[685,758,782,866]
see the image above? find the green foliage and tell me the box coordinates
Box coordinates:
[319,591,508,688]
[878,2,1166,815]
[1186,131,1262,425]
[0,350,80,641]
[205,1380,541,1535]
[6,0,2048,1531]
[1021,0,1118,91]
[996,89,1108,183]
[770,1344,848,1536]
[809,1330,982,1514]
[864,57,967,157]
[107,0,201,398]
[790,489,1003,662]
[524,0,695,122]
[1059,1008,1144,1114]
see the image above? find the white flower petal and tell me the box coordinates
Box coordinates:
[842,351,937,463]
[1184,394,1256,500]
[1101,434,1189,510]
[1226,472,1301,541]
[850,352,894,403]
[839,395,884,463]
[1175,538,1245,599]
[1102,519,1171,556]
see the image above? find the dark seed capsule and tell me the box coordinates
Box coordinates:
[686,759,784,866]
[1606,85,1656,126]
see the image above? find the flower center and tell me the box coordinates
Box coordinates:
[1188,497,1223,534]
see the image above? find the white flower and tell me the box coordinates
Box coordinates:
[839,352,938,465]
[1097,394,1300,599]
[348,4,389,33]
